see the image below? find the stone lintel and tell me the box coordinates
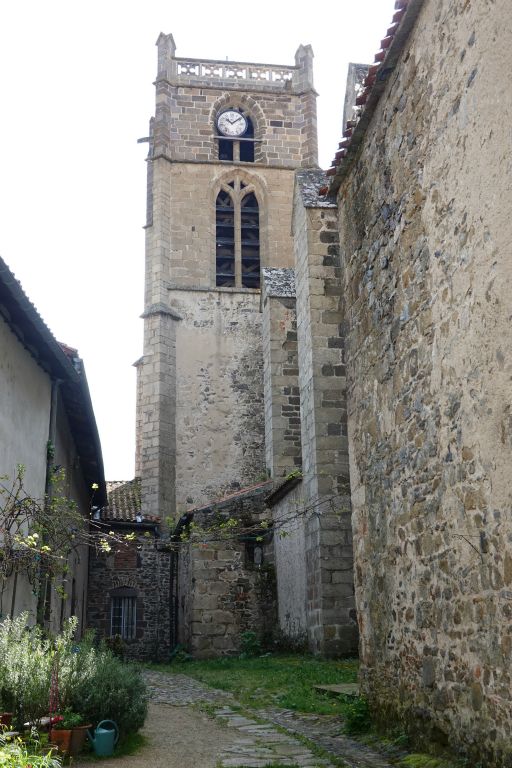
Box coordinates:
[141,303,183,321]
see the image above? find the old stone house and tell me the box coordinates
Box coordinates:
[87,477,276,661]
[0,255,105,635]
[87,0,512,762]
[87,478,172,661]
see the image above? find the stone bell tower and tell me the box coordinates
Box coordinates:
[136,35,318,520]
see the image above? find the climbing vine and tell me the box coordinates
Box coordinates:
[0,465,134,612]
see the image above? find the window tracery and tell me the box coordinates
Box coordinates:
[216,180,260,289]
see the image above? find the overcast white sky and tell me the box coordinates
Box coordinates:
[0,0,396,480]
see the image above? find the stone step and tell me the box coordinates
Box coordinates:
[314,683,360,697]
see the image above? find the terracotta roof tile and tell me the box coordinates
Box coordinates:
[102,478,159,523]
[188,479,273,515]
[327,0,424,192]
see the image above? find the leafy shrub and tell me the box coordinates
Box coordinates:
[268,626,309,654]
[0,614,52,728]
[0,733,61,768]
[343,695,372,735]
[169,644,191,664]
[104,634,126,660]
[239,630,262,658]
[66,648,148,735]
[52,708,83,729]
[0,614,147,738]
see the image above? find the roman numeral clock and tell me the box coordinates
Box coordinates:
[216,109,249,137]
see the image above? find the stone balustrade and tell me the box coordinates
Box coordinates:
[175,57,295,85]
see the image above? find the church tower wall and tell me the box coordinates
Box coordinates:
[139,36,318,517]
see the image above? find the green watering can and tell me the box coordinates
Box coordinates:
[88,720,119,757]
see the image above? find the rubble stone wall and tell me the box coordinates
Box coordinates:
[183,540,275,658]
[337,0,512,762]
[171,289,265,512]
[177,492,276,658]
[87,534,171,662]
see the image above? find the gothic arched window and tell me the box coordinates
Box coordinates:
[216,181,260,289]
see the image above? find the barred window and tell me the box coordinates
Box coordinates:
[110,596,136,640]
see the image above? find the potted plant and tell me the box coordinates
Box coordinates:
[0,686,14,728]
[69,715,92,757]
[49,708,82,756]
[0,711,13,728]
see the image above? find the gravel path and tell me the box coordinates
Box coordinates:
[76,701,241,768]
[77,670,399,768]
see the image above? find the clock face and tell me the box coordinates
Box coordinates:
[217,109,248,137]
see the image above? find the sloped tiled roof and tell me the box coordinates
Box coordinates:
[189,480,273,515]
[103,478,160,523]
[327,0,425,192]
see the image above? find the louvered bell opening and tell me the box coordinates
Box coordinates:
[241,192,260,288]
[216,190,235,286]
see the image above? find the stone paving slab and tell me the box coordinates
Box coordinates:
[213,706,331,767]
[314,684,360,697]
[143,670,398,768]
[258,709,397,768]
[144,671,329,766]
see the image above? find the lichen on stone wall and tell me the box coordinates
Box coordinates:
[336,0,512,763]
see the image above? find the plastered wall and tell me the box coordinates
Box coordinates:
[0,317,50,499]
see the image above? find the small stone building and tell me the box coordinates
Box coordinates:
[87,478,276,661]
[87,479,172,662]
[173,481,276,658]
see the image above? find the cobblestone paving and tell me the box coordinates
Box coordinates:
[258,709,398,768]
[144,670,234,707]
[143,671,396,768]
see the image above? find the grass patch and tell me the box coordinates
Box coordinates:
[151,654,358,717]
[225,765,301,768]
[400,756,460,768]
[79,732,147,761]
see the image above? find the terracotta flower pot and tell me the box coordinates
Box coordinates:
[0,713,13,727]
[49,728,73,756]
[70,724,92,756]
